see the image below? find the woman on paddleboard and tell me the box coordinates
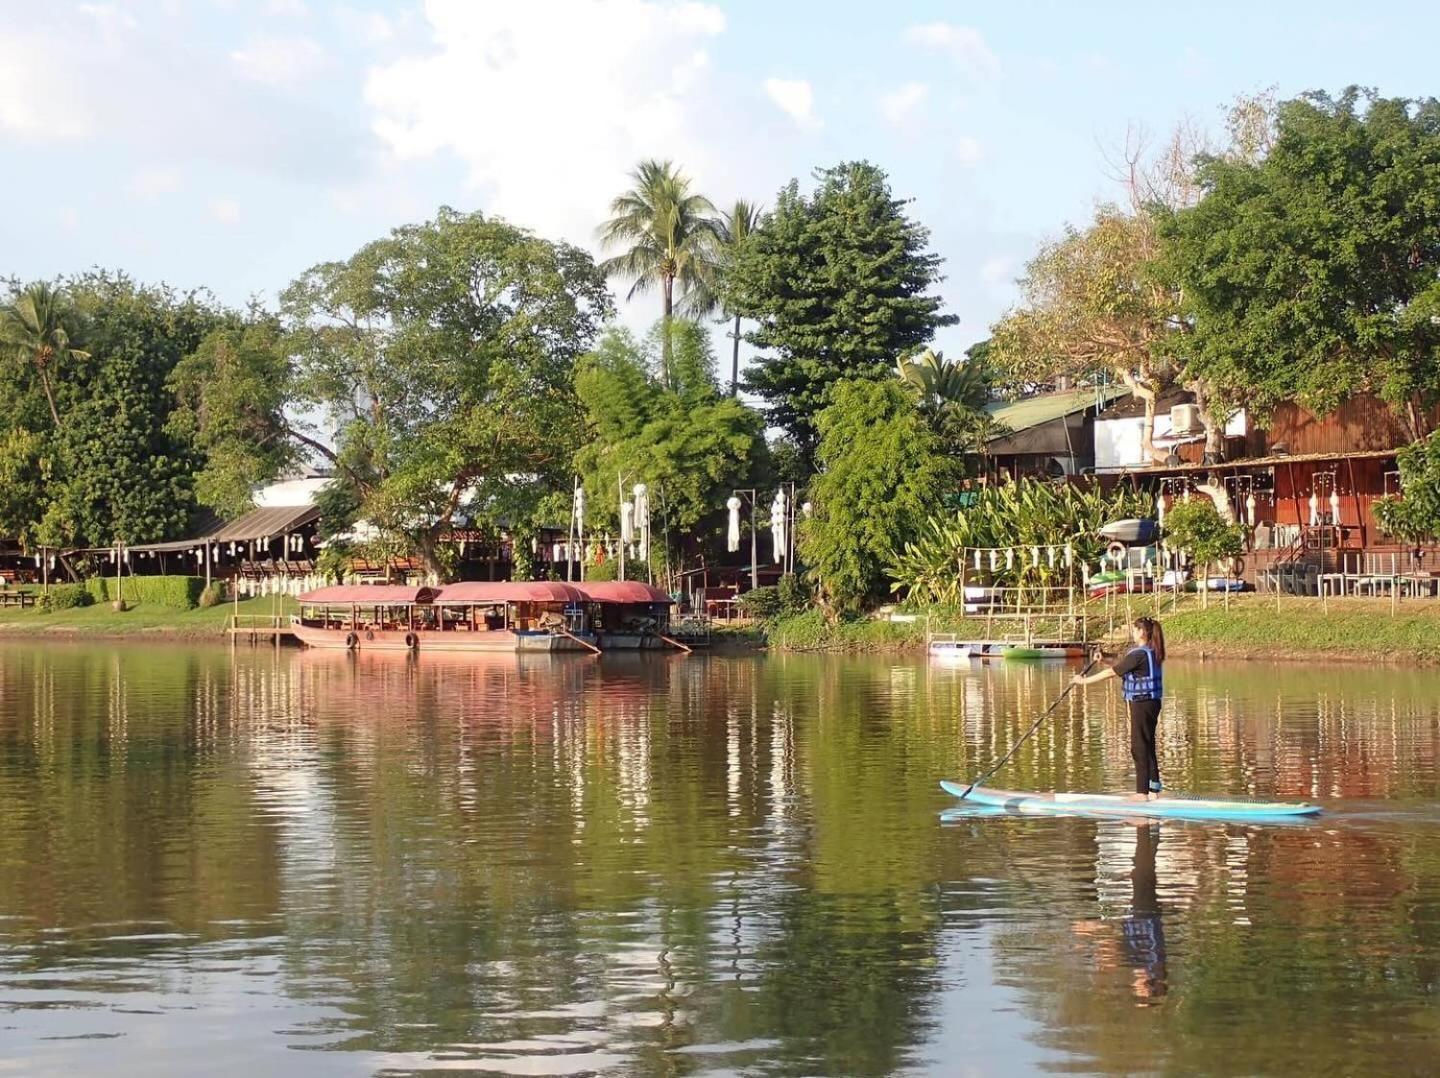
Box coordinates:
[1072,617,1166,802]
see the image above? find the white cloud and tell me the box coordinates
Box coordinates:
[764,77,819,128]
[230,35,330,87]
[335,4,395,44]
[904,22,1000,82]
[365,0,736,246]
[954,135,985,166]
[0,9,362,180]
[880,82,928,125]
[59,207,81,233]
[130,166,182,198]
[209,197,241,224]
[264,0,309,15]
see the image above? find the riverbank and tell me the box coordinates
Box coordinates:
[0,595,295,639]
[762,595,1440,663]
[3,592,1438,662]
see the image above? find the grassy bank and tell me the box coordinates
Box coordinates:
[763,595,1440,662]
[0,594,296,639]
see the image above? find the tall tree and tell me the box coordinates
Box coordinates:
[1162,88,1440,439]
[275,207,613,577]
[0,282,90,429]
[800,378,959,613]
[598,160,721,376]
[168,317,296,518]
[716,198,763,397]
[573,323,767,556]
[729,162,956,469]
[989,208,1177,463]
[895,347,996,461]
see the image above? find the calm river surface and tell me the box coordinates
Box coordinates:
[2,642,1438,1076]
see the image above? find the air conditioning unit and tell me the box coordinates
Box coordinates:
[1170,403,1202,434]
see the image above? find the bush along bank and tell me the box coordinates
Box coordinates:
[86,574,208,609]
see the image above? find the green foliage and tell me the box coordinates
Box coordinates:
[889,479,1152,603]
[282,206,613,577]
[574,323,768,541]
[41,583,93,611]
[801,379,961,613]
[0,281,91,428]
[777,572,810,614]
[598,159,720,316]
[1163,498,1245,566]
[738,579,810,622]
[86,575,207,609]
[0,274,230,549]
[0,428,50,549]
[1161,89,1440,432]
[731,162,956,465]
[198,581,225,609]
[169,318,294,517]
[1374,430,1440,543]
[738,585,783,621]
[583,556,619,582]
[895,347,996,458]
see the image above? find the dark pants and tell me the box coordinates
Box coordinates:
[1128,698,1162,794]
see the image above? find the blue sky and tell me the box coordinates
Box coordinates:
[2,0,1437,371]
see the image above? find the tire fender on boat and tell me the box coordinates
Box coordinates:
[404,632,419,650]
[345,632,359,650]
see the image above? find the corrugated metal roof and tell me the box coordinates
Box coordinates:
[985,386,1129,435]
[210,505,320,543]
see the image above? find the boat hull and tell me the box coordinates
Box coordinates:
[290,623,597,652]
[940,781,1321,820]
[1002,645,1087,661]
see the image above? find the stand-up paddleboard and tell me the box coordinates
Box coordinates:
[940,781,1321,820]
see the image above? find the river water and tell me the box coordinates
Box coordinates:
[1,642,1437,1076]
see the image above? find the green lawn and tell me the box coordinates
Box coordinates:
[763,593,1440,661]
[0,593,297,638]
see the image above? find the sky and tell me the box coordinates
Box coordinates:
[3,0,1439,377]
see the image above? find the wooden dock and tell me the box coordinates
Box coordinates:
[229,615,296,642]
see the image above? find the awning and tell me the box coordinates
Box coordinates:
[575,581,674,604]
[299,585,438,604]
[102,505,321,556]
[436,581,588,604]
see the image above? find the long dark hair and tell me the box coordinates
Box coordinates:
[1133,616,1166,664]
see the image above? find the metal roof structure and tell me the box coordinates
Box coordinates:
[985,386,1129,436]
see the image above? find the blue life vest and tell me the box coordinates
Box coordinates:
[1122,646,1163,701]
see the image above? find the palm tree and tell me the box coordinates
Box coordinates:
[715,199,763,397]
[598,160,721,378]
[896,348,997,458]
[0,282,90,429]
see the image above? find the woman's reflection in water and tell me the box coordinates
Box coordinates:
[1071,821,1169,1004]
[1121,823,1167,1001]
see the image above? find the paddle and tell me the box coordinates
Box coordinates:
[955,651,1101,801]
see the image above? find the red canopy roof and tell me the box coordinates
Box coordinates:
[299,585,437,604]
[575,581,674,604]
[436,581,588,604]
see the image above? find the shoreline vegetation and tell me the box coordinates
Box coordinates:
[5,593,1440,664]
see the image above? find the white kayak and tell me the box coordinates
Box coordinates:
[940,780,1322,820]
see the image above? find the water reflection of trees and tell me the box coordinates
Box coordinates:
[2,647,1439,1074]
